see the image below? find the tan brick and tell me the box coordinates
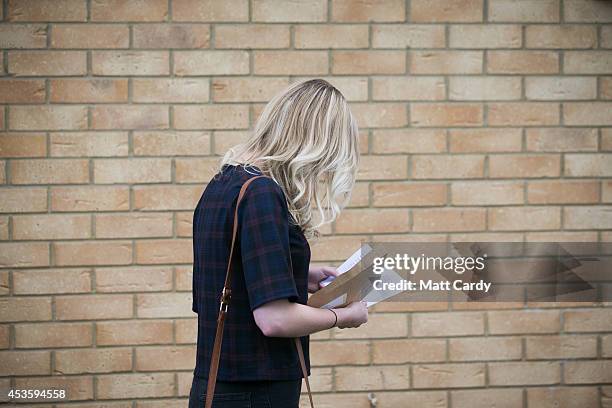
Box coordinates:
[0,79,45,103]
[489,310,561,334]
[56,348,132,374]
[412,155,484,179]
[133,78,209,103]
[97,319,173,345]
[489,0,560,22]
[93,158,170,184]
[172,0,247,22]
[372,129,445,154]
[136,293,193,318]
[135,239,192,264]
[175,266,193,291]
[56,294,133,320]
[411,103,482,127]
[412,0,483,21]
[10,159,89,184]
[215,24,289,49]
[413,363,485,388]
[92,105,168,130]
[0,133,47,157]
[353,105,407,130]
[564,206,612,230]
[372,77,445,101]
[96,373,174,399]
[254,51,327,75]
[565,51,612,74]
[295,25,368,49]
[450,76,521,100]
[51,24,129,48]
[565,361,612,384]
[133,185,202,211]
[212,77,289,102]
[174,105,249,129]
[413,312,485,336]
[335,208,409,233]
[15,323,92,348]
[336,365,409,391]
[50,132,128,157]
[490,361,560,385]
[373,339,446,364]
[450,337,521,361]
[565,154,612,177]
[0,187,45,213]
[526,128,597,152]
[0,219,8,241]
[449,128,522,153]
[333,51,405,75]
[54,241,132,266]
[564,102,612,125]
[411,50,483,74]
[489,154,560,178]
[13,214,91,240]
[489,102,560,126]
[372,24,445,48]
[0,242,49,268]
[0,297,51,324]
[526,76,596,100]
[8,50,86,76]
[13,268,91,295]
[175,157,219,183]
[96,266,172,293]
[309,235,368,262]
[92,51,169,75]
[602,77,612,99]
[14,375,93,401]
[414,207,487,232]
[526,25,596,48]
[356,156,407,180]
[450,24,521,48]
[489,206,561,231]
[50,79,128,103]
[488,50,559,74]
[452,389,522,408]
[252,0,326,22]
[605,181,612,203]
[527,181,599,204]
[331,0,404,21]
[333,313,407,339]
[9,106,87,131]
[175,318,197,344]
[133,131,210,156]
[526,335,596,359]
[51,186,129,212]
[527,387,599,408]
[174,51,249,75]
[452,181,523,205]
[7,0,86,22]
[91,0,167,21]
[96,213,172,239]
[565,0,612,22]
[373,182,447,207]
[0,350,50,376]
[136,346,195,371]
[310,340,370,366]
[133,24,209,48]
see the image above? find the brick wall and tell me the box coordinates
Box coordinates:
[0,0,611,406]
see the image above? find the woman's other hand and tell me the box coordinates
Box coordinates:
[334,301,368,329]
[307,265,338,293]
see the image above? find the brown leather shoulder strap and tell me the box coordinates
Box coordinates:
[204,175,314,408]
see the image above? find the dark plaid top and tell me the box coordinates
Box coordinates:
[192,164,311,381]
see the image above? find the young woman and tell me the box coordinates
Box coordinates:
[189,79,368,408]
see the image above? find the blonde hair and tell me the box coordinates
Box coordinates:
[220,79,360,239]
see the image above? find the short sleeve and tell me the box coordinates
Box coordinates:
[239,177,299,311]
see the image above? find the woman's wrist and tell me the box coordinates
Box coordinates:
[328,308,338,329]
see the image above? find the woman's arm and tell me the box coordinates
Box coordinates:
[253,299,368,338]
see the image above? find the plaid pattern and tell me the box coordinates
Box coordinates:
[192,164,311,381]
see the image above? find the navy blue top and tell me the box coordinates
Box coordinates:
[192,164,311,381]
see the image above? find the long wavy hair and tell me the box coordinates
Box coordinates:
[219,79,360,239]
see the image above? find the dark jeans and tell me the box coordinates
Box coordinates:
[188,375,302,408]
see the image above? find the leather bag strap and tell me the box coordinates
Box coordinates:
[204,175,314,408]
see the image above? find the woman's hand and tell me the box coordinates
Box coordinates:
[334,301,368,329]
[308,265,338,293]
